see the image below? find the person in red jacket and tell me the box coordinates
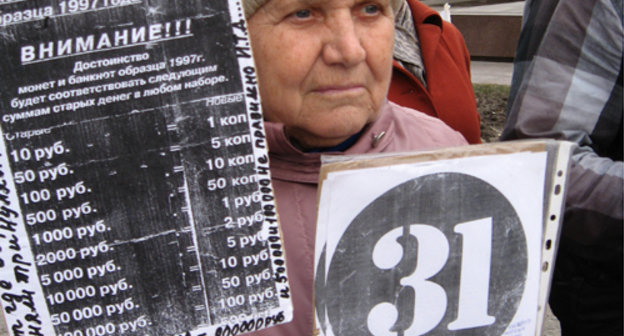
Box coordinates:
[390,0,481,144]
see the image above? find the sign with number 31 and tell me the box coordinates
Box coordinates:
[314,141,572,336]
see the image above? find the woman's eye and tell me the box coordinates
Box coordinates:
[292,9,311,19]
[362,4,380,15]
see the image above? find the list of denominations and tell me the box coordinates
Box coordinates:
[0,1,291,335]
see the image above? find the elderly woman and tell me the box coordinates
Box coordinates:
[243,0,468,335]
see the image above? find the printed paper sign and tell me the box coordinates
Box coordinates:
[0,1,292,335]
[315,142,572,336]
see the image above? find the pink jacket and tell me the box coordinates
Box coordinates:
[252,101,467,336]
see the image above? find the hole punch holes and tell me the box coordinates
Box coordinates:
[554,184,562,195]
[545,239,552,250]
[557,170,563,177]
[550,214,557,221]
[542,262,549,272]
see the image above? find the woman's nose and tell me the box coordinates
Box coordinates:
[321,15,366,66]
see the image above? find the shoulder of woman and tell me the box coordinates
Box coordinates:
[388,102,469,146]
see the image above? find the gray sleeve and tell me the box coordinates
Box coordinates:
[502,0,623,250]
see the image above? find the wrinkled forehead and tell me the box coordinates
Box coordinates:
[244,0,403,19]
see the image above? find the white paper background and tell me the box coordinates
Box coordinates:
[315,151,548,336]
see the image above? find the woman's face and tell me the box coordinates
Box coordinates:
[248,0,395,149]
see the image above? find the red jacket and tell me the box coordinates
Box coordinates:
[388,0,481,144]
